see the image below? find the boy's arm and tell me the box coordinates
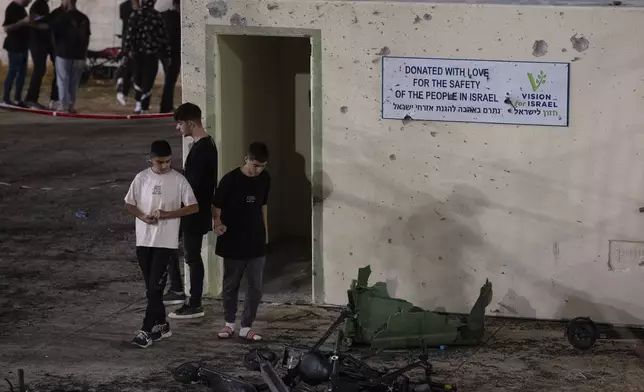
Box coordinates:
[157,203,198,219]
[210,143,219,220]
[213,206,222,222]
[212,173,228,235]
[262,175,271,244]
[262,205,268,244]
[212,206,226,235]
[212,173,228,223]
[124,177,156,224]
[3,8,29,33]
[154,176,199,219]
[125,202,156,224]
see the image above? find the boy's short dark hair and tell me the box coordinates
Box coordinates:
[247,142,269,163]
[150,140,172,157]
[173,102,202,123]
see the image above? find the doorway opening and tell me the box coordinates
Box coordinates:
[215,34,313,303]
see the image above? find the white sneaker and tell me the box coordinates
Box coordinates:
[134,101,142,113]
[48,101,59,110]
[116,92,126,106]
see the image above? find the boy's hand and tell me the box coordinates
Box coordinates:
[141,215,157,224]
[213,219,227,235]
[152,209,169,220]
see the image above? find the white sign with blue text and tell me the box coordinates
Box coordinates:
[381,56,570,127]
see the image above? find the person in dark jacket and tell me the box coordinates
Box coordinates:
[2,0,33,107]
[115,0,138,106]
[24,0,58,110]
[50,0,90,113]
[163,103,218,320]
[159,0,180,114]
[123,0,171,114]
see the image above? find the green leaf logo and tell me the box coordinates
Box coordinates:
[527,71,547,92]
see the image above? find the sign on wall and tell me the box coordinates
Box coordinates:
[381,56,570,127]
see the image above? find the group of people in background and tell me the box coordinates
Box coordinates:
[117,0,181,114]
[2,0,90,113]
[125,102,272,348]
[2,0,181,114]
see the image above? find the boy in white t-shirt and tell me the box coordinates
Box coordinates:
[124,140,198,348]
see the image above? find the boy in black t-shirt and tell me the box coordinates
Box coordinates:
[50,0,90,113]
[24,0,58,110]
[214,142,270,341]
[163,102,218,320]
[2,0,32,106]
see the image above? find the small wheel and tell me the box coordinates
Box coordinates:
[243,348,279,371]
[566,317,597,350]
[171,362,201,384]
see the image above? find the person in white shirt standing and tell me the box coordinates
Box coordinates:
[124,139,199,348]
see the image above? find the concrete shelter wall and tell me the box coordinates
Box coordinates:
[181,0,644,325]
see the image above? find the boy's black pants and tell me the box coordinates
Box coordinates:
[26,46,58,103]
[132,53,159,111]
[222,256,266,328]
[168,229,205,307]
[136,246,175,332]
[116,56,133,96]
[160,53,180,113]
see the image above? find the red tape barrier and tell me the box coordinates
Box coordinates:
[0,103,173,120]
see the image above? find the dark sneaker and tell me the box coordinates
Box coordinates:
[169,304,205,320]
[132,330,152,348]
[163,291,186,305]
[151,322,172,342]
[25,101,45,110]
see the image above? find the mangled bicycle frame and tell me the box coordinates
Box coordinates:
[172,308,457,392]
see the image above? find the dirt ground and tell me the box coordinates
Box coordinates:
[0,65,177,114]
[1,111,644,392]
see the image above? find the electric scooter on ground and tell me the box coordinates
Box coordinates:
[566,318,644,350]
[172,308,457,392]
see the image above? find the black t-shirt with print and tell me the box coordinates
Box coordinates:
[214,168,271,260]
[2,2,29,53]
[181,136,218,235]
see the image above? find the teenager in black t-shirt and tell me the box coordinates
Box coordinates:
[24,0,58,109]
[50,0,90,113]
[2,0,32,106]
[163,103,218,319]
[214,142,270,341]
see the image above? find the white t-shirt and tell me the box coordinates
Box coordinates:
[124,168,197,249]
